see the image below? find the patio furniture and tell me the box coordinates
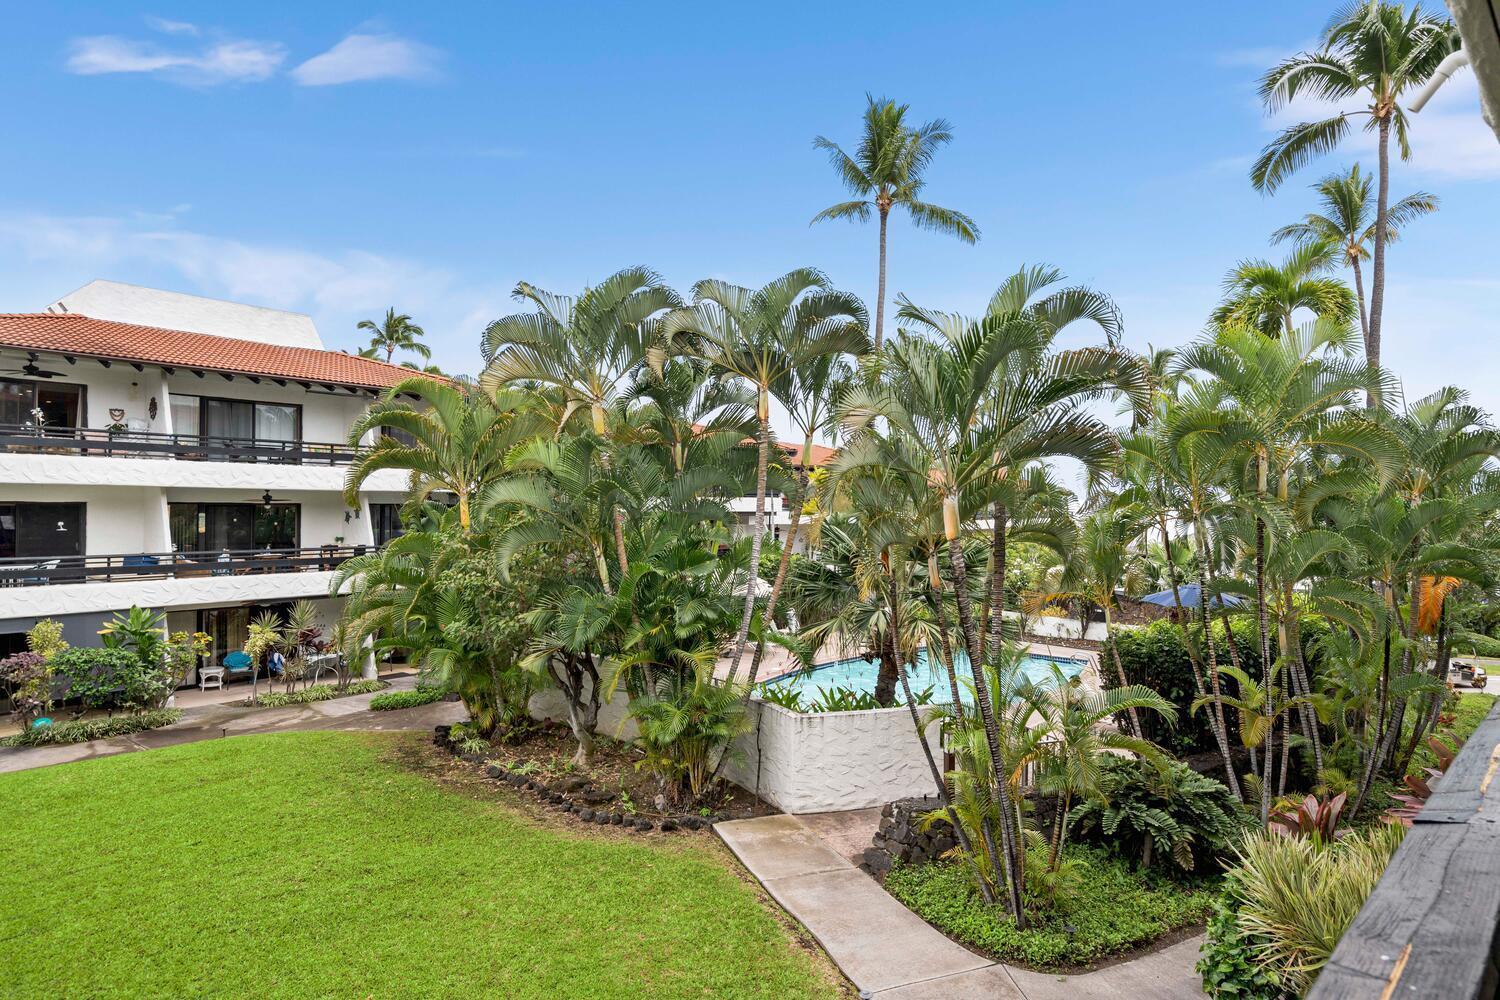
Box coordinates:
[222,650,253,682]
[198,663,225,691]
[18,558,60,586]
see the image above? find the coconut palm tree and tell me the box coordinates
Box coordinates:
[664,269,867,680]
[1211,242,1357,337]
[1252,1,1456,377]
[358,308,431,365]
[1271,165,1437,343]
[810,95,979,350]
[345,377,537,532]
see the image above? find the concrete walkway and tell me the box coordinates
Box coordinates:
[716,813,1204,999]
[0,674,466,774]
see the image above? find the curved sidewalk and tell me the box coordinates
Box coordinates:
[0,675,465,774]
[715,813,1204,999]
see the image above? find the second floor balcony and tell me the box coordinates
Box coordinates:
[0,544,370,588]
[0,423,360,465]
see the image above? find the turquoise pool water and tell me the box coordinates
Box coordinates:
[763,647,1086,703]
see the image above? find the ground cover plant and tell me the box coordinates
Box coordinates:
[0,731,843,999]
[240,679,386,708]
[884,846,1215,969]
[0,708,182,747]
[369,685,449,710]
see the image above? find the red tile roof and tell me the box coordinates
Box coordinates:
[778,440,837,468]
[0,313,425,391]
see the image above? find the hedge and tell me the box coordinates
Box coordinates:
[1103,615,1330,756]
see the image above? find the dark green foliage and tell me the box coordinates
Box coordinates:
[1197,879,1283,1000]
[884,847,1215,969]
[1104,617,1330,754]
[49,647,143,714]
[249,680,386,708]
[1,709,182,747]
[756,682,935,713]
[1071,756,1250,872]
[1452,630,1500,659]
[369,686,448,711]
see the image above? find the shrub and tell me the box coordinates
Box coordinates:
[1197,873,1282,1000]
[1071,755,1250,872]
[1452,629,1500,659]
[1105,616,1329,755]
[370,687,448,711]
[1,709,182,747]
[1219,825,1404,995]
[49,647,143,714]
[247,680,385,708]
[630,677,750,802]
[884,846,1215,969]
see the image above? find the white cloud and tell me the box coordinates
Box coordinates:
[0,211,495,377]
[144,16,199,36]
[290,33,440,86]
[65,34,284,84]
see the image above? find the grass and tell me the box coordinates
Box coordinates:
[0,732,842,999]
[884,847,1215,969]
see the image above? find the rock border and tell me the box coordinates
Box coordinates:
[433,724,723,834]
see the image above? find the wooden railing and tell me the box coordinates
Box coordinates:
[0,424,358,465]
[0,545,368,587]
[1308,700,1500,999]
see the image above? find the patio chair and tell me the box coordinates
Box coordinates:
[222,650,253,682]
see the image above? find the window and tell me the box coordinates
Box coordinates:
[0,378,85,430]
[169,394,301,445]
[0,502,85,559]
[371,503,404,546]
[169,503,300,552]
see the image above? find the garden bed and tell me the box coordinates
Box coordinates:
[0,708,183,747]
[236,679,387,708]
[435,720,779,828]
[884,849,1215,971]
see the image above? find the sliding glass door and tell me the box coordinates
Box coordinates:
[169,394,302,455]
[0,502,85,559]
[169,503,300,553]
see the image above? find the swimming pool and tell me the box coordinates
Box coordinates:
[763,647,1087,704]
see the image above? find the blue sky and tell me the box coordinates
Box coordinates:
[1,3,1496,433]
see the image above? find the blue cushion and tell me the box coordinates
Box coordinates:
[223,651,253,671]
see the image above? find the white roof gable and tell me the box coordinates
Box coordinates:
[46,280,323,349]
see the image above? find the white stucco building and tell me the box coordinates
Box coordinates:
[0,284,417,680]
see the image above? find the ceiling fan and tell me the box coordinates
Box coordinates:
[243,492,285,506]
[0,353,65,379]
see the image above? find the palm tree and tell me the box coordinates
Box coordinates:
[810,95,979,350]
[1211,242,1357,337]
[1271,165,1437,344]
[358,308,431,365]
[482,267,683,576]
[1252,1,1456,377]
[345,376,537,532]
[664,269,868,680]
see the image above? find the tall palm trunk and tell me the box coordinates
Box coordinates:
[1161,514,1238,794]
[726,408,771,681]
[983,503,1009,662]
[944,505,1024,926]
[1351,256,1369,346]
[1366,113,1390,404]
[1192,529,1242,800]
[891,567,996,904]
[1047,790,1072,872]
[1104,604,1142,740]
[746,440,812,688]
[1254,516,1273,825]
[1283,583,1323,774]
[874,203,890,351]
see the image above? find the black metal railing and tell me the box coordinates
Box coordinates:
[0,545,368,587]
[0,424,359,465]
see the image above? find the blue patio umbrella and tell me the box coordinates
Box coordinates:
[1139,584,1244,609]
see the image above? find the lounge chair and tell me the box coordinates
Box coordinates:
[222,650,253,683]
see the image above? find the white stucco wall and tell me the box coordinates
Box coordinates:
[0,569,348,619]
[725,699,945,814]
[48,281,323,349]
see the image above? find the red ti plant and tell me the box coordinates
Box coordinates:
[1269,792,1347,842]
[1384,732,1460,827]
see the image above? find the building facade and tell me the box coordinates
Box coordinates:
[0,282,414,682]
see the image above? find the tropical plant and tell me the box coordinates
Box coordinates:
[1211,241,1356,336]
[810,94,979,349]
[1271,164,1437,342]
[629,670,751,803]
[1253,1,1457,376]
[357,308,431,365]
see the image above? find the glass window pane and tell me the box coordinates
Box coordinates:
[170,395,200,437]
[17,503,83,558]
[254,505,298,549]
[0,380,35,427]
[204,399,253,441]
[169,504,201,552]
[206,505,254,551]
[254,404,298,443]
[0,505,15,559]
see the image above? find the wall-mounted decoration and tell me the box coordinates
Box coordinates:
[148,396,159,421]
[108,408,125,422]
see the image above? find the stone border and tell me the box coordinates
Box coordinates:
[432,724,721,834]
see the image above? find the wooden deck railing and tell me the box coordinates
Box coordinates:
[0,545,368,587]
[1309,700,1500,999]
[0,424,358,465]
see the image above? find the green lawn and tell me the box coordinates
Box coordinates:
[0,732,842,999]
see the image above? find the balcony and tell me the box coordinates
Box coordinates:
[0,545,368,588]
[0,424,358,465]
